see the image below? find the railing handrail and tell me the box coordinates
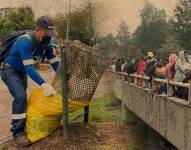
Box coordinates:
[116,71,189,88]
[108,70,191,104]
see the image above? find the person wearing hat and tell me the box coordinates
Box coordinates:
[0,16,59,146]
[173,50,191,100]
[147,51,154,58]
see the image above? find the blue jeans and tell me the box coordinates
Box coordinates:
[158,83,167,94]
[0,64,28,137]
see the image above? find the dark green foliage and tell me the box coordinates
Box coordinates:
[0,7,35,40]
[55,4,94,45]
[171,0,191,50]
[96,33,118,56]
[133,4,169,51]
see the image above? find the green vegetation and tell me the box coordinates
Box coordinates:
[69,94,121,122]
[133,4,169,51]
[96,33,118,56]
[0,6,35,41]
[0,144,4,150]
[54,3,95,45]
[171,0,191,50]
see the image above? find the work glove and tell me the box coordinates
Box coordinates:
[41,82,57,97]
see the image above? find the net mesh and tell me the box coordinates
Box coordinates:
[52,40,107,101]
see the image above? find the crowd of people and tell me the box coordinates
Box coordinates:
[110,50,191,100]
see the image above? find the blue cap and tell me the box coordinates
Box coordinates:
[36,16,58,36]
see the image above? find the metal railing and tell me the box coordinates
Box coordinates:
[113,71,191,105]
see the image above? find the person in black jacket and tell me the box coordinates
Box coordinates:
[115,59,122,72]
[126,58,137,82]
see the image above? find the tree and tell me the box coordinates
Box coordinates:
[158,24,181,58]
[133,4,169,51]
[55,4,95,45]
[115,22,132,56]
[0,7,35,40]
[171,0,191,50]
[95,33,118,56]
[116,22,130,44]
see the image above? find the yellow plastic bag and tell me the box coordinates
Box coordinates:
[26,87,88,143]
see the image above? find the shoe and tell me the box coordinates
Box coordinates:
[14,135,32,147]
[158,92,167,96]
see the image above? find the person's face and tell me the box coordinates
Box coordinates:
[131,59,135,63]
[35,27,47,42]
[185,52,189,61]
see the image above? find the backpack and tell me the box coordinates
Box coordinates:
[0,31,30,63]
[0,31,48,65]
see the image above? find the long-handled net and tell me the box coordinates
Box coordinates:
[52,40,107,102]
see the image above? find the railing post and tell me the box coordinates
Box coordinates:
[188,80,191,104]
[134,76,137,84]
[122,73,126,81]
[142,78,147,88]
[84,105,89,123]
[151,77,157,92]
[167,78,173,97]
[130,75,133,83]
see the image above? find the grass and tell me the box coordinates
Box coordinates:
[0,144,4,150]
[69,94,121,122]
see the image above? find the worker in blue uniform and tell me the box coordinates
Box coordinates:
[0,16,59,147]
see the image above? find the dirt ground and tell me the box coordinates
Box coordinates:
[3,121,149,150]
